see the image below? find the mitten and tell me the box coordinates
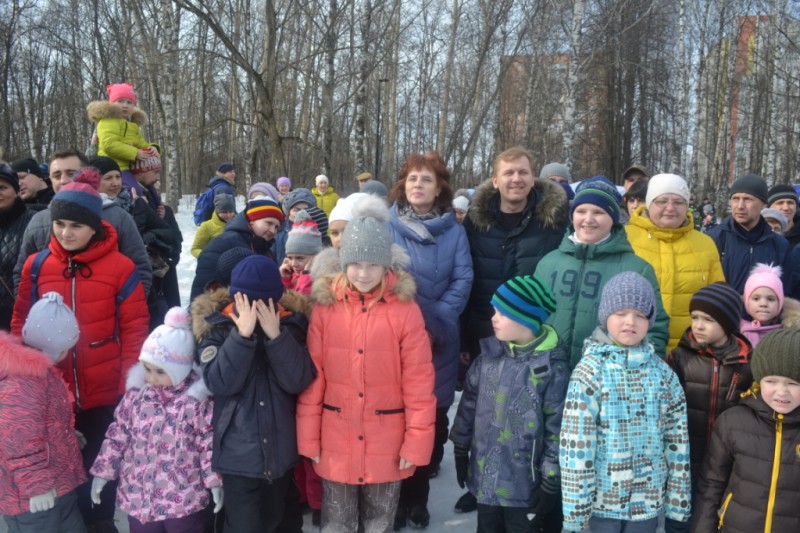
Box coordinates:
[90,477,109,505]
[29,488,56,513]
[453,444,469,489]
[211,487,224,513]
[528,476,560,524]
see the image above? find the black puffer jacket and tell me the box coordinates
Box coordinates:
[0,199,34,330]
[692,387,800,533]
[667,329,752,479]
[23,187,54,213]
[461,178,568,355]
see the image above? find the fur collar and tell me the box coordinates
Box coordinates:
[86,100,148,126]
[0,332,53,379]
[309,244,410,280]
[125,364,211,401]
[311,269,417,306]
[781,297,800,329]
[468,177,568,231]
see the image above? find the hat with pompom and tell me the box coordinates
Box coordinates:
[744,263,784,313]
[139,307,196,386]
[22,292,80,361]
[339,195,393,268]
[285,209,323,255]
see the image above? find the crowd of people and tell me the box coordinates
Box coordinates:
[1,81,800,533]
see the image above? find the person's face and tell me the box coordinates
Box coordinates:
[572,204,614,243]
[285,253,312,274]
[405,167,440,215]
[546,175,569,185]
[49,156,81,193]
[648,194,688,229]
[492,156,534,212]
[454,209,467,224]
[747,287,780,324]
[217,210,235,222]
[224,170,236,182]
[345,261,385,293]
[317,180,328,194]
[113,97,134,117]
[18,172,47,200]
[250,217,280,241]
[771,198,797,223]
[730,193,765,230]
[491,308,535,345]
[97,169,122,197]
[690,310,728,347]
[136,169,160,187]
[626,197,644,216]
[329,220,347,250]
[142,361,174,388]
[278,183,291,194]
[288,202,310,221]
[606,308,649,347]
[52,219,96,251]
[760,376,800,414]
[765,218,784,234]
[358,178,371,189]
[0,180,17,211]
[623,172,645,191]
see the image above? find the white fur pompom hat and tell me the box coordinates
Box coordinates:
[139,307,196,386]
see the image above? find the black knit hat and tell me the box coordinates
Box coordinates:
[229,255,284,303]
[215,247,253,287]
[767,184,798,207]
[752,328,800,383]
[690,282,742,336]
[49,176,103,232]
[0,162,19,192]
[730,173,768,203]
[10,158,45,180]
[88,156,120,176]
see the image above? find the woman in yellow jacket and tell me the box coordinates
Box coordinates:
[191,193,237,257]
[626,173,725,352]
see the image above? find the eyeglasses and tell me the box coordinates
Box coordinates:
[651,198,687,208]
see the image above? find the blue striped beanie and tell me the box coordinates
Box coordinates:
[570,175,622,224]
[491,275,556,336]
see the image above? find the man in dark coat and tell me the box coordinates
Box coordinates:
[0,163,34,330]
[11,157,54,212]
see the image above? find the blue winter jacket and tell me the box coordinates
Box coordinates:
[388,206,473,407]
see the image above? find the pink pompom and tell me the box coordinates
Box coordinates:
[163,307,191,330]
[72,167,101,191]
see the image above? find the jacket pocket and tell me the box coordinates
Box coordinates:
[717,491,733,530]
[323,403,341,413]
[375,408,404,415]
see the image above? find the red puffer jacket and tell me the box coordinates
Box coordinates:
[0,332,86,515]
[11,221,149,410]
[297,270,436,484]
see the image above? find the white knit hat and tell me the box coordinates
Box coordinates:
[315,174,329,185]
[139,307,195,386]
[23,292,79,361]
[452,196,470,212]
[329,193,368,223]
[646,173,691,208]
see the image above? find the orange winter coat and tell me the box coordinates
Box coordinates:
[297,270,436,485]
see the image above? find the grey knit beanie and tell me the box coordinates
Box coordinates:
[539,162,571,181]
[213,193,236,213]
[339,195,393,268]
[285,209,323,255]
[282,188,316,216]
[598,271,656,328]
[730,173,768,203]
[23,292,80,361]
[752,328,800,383]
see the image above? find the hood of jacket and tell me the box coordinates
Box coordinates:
[781,297,800,329]
[676,328,750,365]
[222,211,254,237]
[556,224,634,259]
[586,326,654,369]
[0,332,53,379]
[627,205,696,243]
[389,204,458,243]
[740,384,800,426]
[311,268,417,307]
[468,176,568,232]
[308,243,411,280]
[124,363,211,401]
[312,186,337,197]
[86,100,148,126]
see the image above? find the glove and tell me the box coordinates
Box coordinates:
[90,477,109,505]
[664,518,690,533]
[528,476,560,525]
[454,444,469,489]
[211,487,224,513]
[29,488,56,513]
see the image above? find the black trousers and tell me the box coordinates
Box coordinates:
[399,406,449,508]
[75,405,119,526]
[221,470,302,533]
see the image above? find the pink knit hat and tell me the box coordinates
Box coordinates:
[106,83,136,104]
[744,263,784,312]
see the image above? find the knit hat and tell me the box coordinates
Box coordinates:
[229,255,285,303]
[571,176,622,224]
[277,176,291,188]
[106,82,136,104]
[50,170,103,231]
[315,174,328,185]
[356,172,373,183]
[22,292,79,361]
[360,180,389,198]
[539,162,571,181]
[645,173,691,208]
[491,275,556,337]
[131,153,161,174]
[730,173,768,203]
[452,195,470,212]
[690,282,743,336]
[306,206,329,237]
[139,307,195,386]
[329,193,368,223]
[767,184,798,207]
[752,328,800,383]
[744,263,784,313]
[89,156,120,176]
[216,247,254,287]
[218,163,235,174]
[245,197,284,224]
[561,182,576,202]
[761,208,788,233]
[248,182,279,201]
[285,210,323,255]
[598,271,656,328]
[11,158,45,180]
[339,195,393,268]
[282,188,316,215]
[214,193,236,213]
[72,166,101,190]
[0,162,19,192]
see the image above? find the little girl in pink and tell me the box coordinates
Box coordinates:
[739,263,800,347]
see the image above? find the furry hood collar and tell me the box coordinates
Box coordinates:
[309,244,411,280]
[125,364,211,401]
[0,332,53,379]
[311,268,417,306]
[468,176,568,231]
[87,100,148,126]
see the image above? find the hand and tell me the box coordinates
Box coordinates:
[528,476,560,525]
[75,430,87,449]
[29,488,56,513]
[130,187,139,200]
[454,444,469,488]
[256,298,281,340]
[231,292,258,338]
[399,457,415,470]
[90,477,109,505]
[156,205,166,219]
[211,487,224,513]
[136,149,151,161]
[279,258,293,278]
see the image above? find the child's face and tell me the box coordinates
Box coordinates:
[142,361,173,387]
[289,202,310,222]
[53,219,96,251]
[760,375,800,414]
[250,217,280,240]
[491,308,535,345]
[346,261,385,293]
[606,308,649,347]
[113,98,134,117]
[572,204,614,243]
[690,310,728,347]
[329,220,347,250]
[747,287,780,324]
[285,253,311,274]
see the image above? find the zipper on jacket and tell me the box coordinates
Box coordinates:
[707,360,720,443]
[717,491,733,529]
[375,408,404,415]
[323,403,341,412]
[765,417,783,533]
[71,276,81,409]
[725,372,740,402]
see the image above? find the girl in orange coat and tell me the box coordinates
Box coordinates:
[297,199,436,532]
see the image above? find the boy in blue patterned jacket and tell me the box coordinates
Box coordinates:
[560,271,691,533]
[450,275,570,532]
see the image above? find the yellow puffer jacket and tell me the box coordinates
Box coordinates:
[191,211,229,258]
[626,206,726,351]
[87,101,155,170]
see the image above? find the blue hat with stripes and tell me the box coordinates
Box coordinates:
[491,275,556,336]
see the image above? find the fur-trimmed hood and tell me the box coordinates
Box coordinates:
[311,268,417,307]
[125,363,211,401]
[0,332,52,379]
[87,100,148,126]
[468,176,568,231]
[780,296,800,328]
[309,243,411,280]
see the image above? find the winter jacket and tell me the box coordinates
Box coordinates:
[282,270,313,296]
[462,178,568,356]
[193,287,315,481]
[23,187,54,212]
[449,326,569,507]
[560,328,691,531]
[783,213,800,249]
[190,211,273,301]
[191,211,228,258]
[691,387,800,533]
[388,206,473,407]
[739,297,800,347]
[312,186,340,218]
[90,366,221,523]
[14,201,153,296]
[626,207,726,351]
[272,221,290,264]
[707,216,793,296]
[297,270,436,485]
[87,101,156,170]
[0,198,34,330]
[11,222,150,410]
[535,225,670,366]
[0,332,86,516]
[667,329,752,480]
